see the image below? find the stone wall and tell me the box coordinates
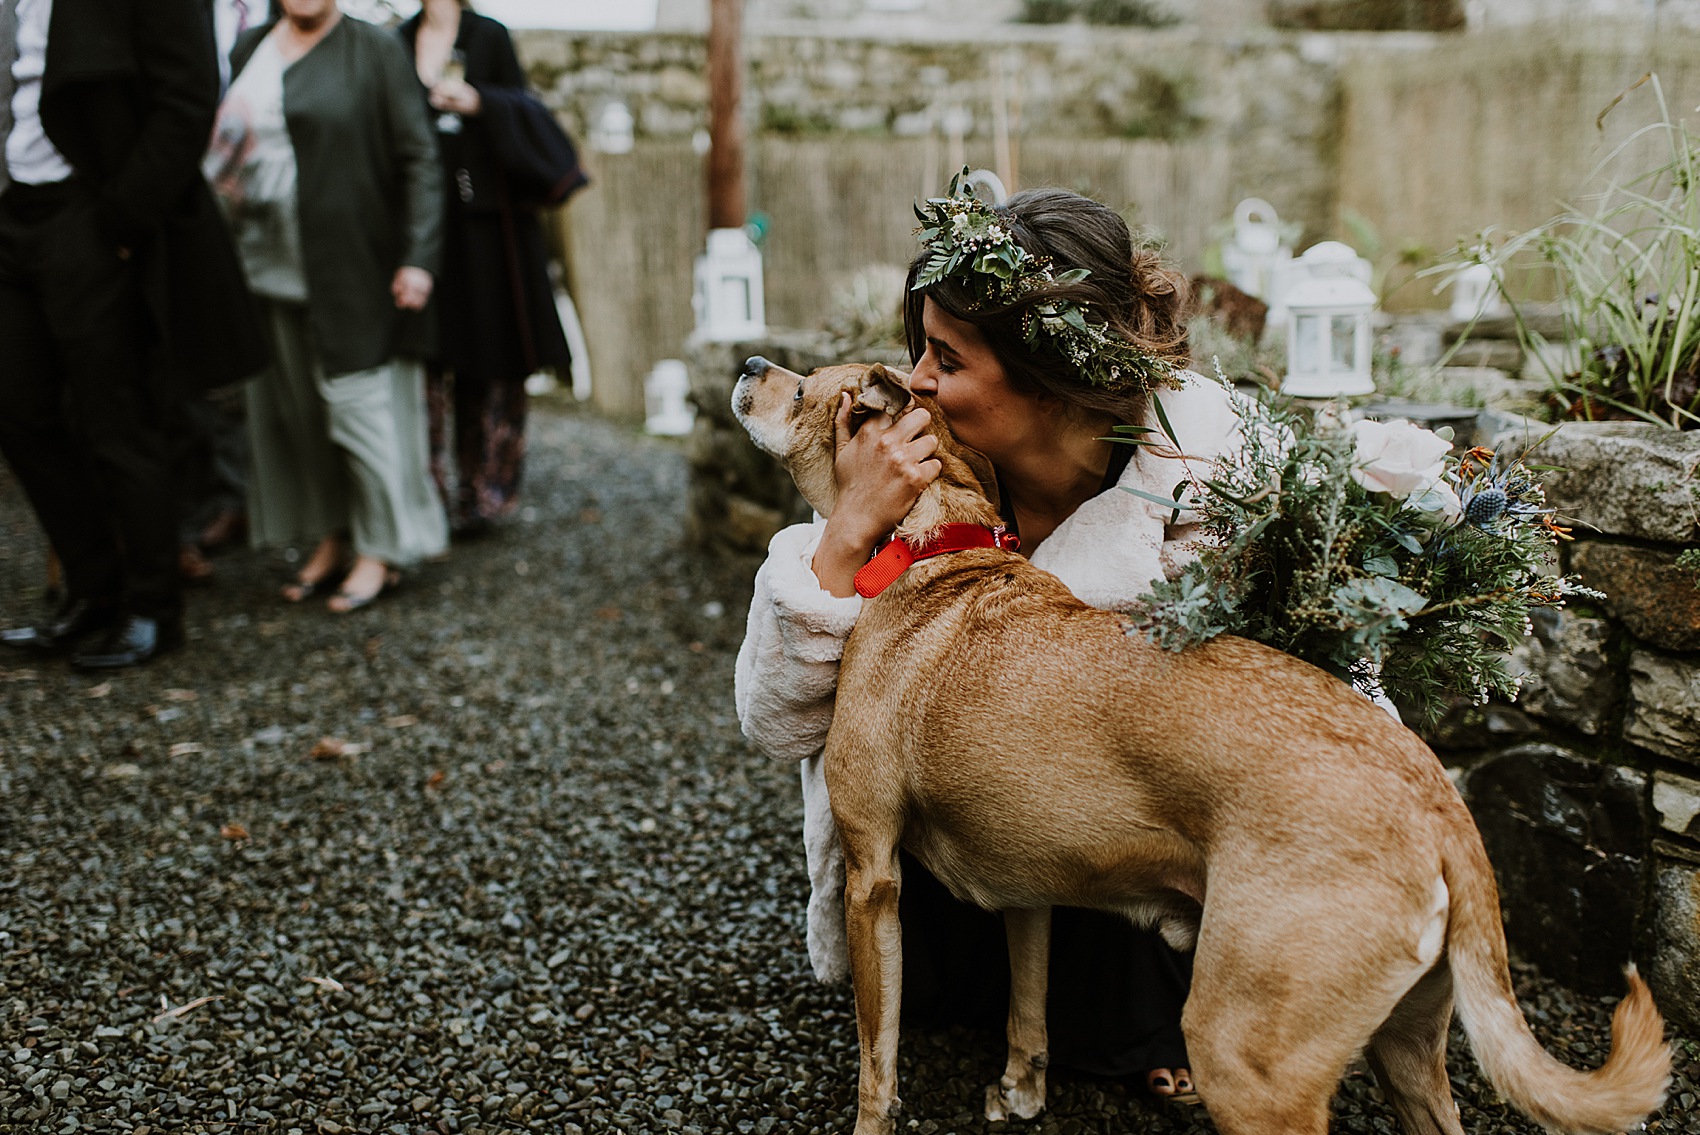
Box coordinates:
[1432,420,1700,1022]
[519,25,1345,417]
[518,25,1341,176]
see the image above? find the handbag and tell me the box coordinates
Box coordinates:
[480,87,590,209]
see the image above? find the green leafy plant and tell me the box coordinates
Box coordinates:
[1120,372,1598,723]
[1017,0,1077,21]
[1017,0,1177,25]
[1081,0,1180,26]
[1430,74,1700,429]
[1678,547,1700,590]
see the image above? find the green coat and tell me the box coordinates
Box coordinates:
[230,16,443,377]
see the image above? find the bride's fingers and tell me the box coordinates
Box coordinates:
[832,393,853,454]
[895,405,932,440]
[907,432,940,463]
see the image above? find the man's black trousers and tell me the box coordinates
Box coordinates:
[0,181,182,622]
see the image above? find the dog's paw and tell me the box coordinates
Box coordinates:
[984,1075,1045,1123]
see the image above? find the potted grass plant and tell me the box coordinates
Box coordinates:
[1436,75,1700,430]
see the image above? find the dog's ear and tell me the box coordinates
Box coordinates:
[851,363,912,420]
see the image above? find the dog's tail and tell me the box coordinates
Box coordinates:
[1445,830,1670,1135]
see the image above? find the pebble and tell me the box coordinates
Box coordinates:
[1,409,1695,1134]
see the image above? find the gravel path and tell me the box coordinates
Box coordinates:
[1,403,1695,1135]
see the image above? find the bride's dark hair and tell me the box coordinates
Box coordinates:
[903,187,1190,420]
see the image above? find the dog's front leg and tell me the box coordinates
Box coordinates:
[986,906,1050,1122]
[845,844,904,1135]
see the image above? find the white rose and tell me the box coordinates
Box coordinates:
[1347,418,1452,499]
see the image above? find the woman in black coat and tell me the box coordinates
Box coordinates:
[401,0,574,538]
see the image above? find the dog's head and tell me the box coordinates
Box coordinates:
[731,356,998,537]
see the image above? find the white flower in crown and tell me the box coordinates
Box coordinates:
[1347,418,1452,500]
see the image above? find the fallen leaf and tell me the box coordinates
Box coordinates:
[384,714,418,728]
[309,737,368,760]
[84,682,112,698]
[220,822,249,841]
[425,769,446,791]
[168,742,205,758]
[151,995,222,1023]
[103,763,141,779]
[304,975,345,992]
[163,689,198,702]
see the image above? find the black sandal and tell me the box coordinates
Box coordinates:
[280,564,347,603]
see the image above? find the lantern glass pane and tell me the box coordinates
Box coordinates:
[1294,314,1322,374]
[1330,314,1357,373]
[719,275,752,322]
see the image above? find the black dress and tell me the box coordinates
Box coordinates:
[398,13,574,527]
[899,441,1193,1078]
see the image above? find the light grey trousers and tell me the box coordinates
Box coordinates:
[245,301,448,568]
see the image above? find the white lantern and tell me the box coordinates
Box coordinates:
[1448,262,1507,323]
[644,359,695,436]
[590,100,635,155]
[1283,242,1377,398]
[692,227,767,342]
[1221,198,1292,319]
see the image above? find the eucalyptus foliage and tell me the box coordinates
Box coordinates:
[1123,377,1598,723]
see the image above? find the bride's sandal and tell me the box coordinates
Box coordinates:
[1146,1068,1201,1107]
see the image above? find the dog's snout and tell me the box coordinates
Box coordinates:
[741,356,772,380]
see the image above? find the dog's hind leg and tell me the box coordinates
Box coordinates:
[1365,963,1464,1135]
[845,841,905,1135]
[1182,907,1414,1135]
[985,906,1050,1122]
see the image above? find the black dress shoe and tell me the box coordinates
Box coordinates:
[0,598,121,653]
[69,615,184,670]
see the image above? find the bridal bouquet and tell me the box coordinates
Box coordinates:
[1124,378,1598,723]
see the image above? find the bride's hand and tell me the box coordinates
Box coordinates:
[812,393,939,597]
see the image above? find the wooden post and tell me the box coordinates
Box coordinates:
[707,0,746,231]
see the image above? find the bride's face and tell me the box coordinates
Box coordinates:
[909,298,1049,463]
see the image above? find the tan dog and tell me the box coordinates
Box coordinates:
[731,357,1671,1135]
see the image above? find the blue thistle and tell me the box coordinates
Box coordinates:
[1464,486,1509,528]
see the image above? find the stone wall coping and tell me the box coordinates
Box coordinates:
[1490,419,1700,544]
[517,23,1446,51]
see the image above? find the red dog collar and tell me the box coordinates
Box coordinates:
[853,523,1020,598]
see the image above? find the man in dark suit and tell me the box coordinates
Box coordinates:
[0,0,265,668]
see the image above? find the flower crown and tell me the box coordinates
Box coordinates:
[911,171,1180,396]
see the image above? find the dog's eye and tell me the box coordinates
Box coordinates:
[794,384,804,403]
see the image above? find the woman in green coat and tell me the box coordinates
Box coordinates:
[206,0,448,611]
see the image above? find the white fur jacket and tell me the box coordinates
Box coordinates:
[733,370,1246,984]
